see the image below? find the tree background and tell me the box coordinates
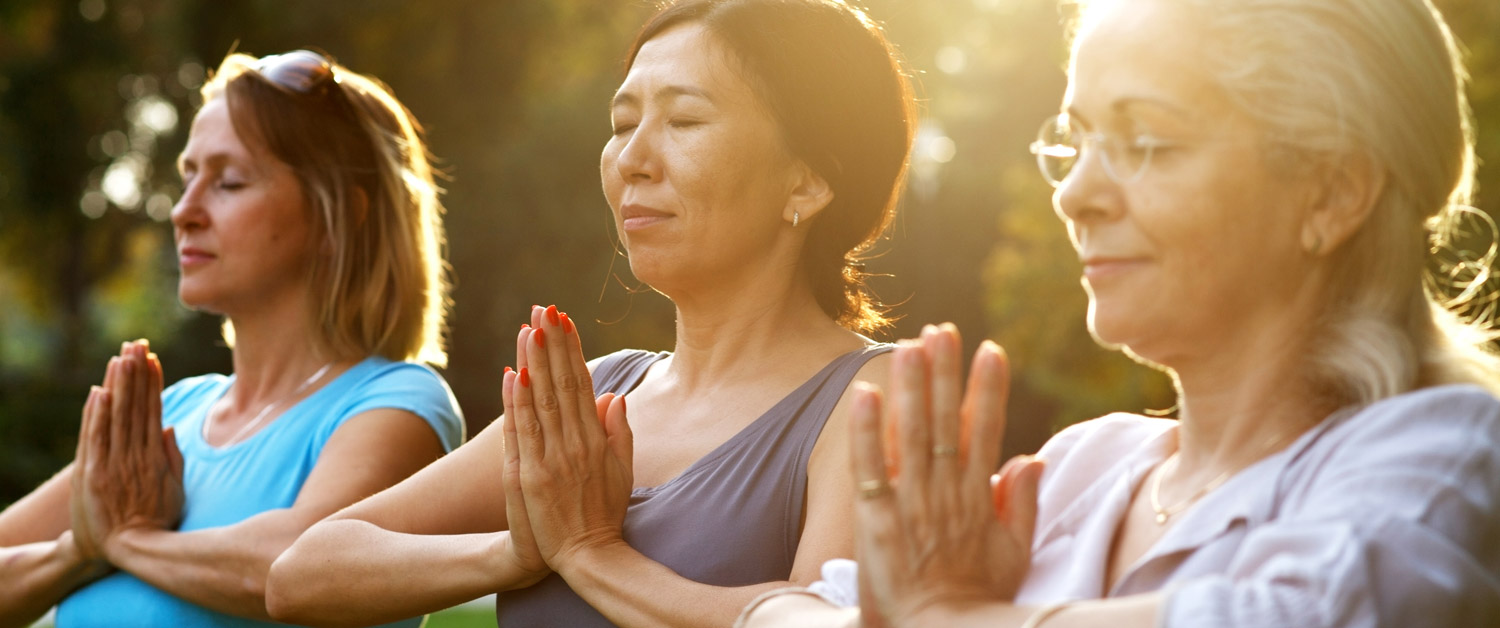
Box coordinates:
[1,0,1497,506]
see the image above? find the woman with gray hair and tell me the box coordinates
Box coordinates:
[743,0,1500,626]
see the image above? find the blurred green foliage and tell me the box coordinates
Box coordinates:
[2,0,1498,507]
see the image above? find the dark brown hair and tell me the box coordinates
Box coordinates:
[627,0,917,332]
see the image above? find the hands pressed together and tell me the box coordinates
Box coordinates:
[498,305,633,585]
[69,340,184,573]
[847,324,1045,627]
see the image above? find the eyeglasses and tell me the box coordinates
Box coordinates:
[255,50,339,96]
[1028,113,1161,187]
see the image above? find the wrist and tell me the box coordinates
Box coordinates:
[551,535,630,581]
[101,524,161,568]
[53,531,112,585]
[489,532,550,591]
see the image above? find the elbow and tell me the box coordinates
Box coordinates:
[264,549,316,624]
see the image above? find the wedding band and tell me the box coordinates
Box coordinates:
[857,478,890,499]
[932,444,958,458]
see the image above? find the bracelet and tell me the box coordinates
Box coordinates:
[1019,601,1074,628]
[732,586,821,628]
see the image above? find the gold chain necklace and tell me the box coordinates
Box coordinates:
[208,361,334,447]
[1148,454,1232,525]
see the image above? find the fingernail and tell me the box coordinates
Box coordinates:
[619,395,627,413]
[561,313,575,334]
[521,323,530,331]
[534,328,546,346]
[504,366,513,375]
[518,368,530,387]
[545,305,560,326]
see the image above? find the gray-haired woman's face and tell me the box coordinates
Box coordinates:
[1052,0,1323,366]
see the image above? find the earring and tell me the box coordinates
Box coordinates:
[1306,232,1323,255]
[792,211,800,228]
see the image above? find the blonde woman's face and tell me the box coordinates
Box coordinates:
[600,23,805,296]
[171,97,315,315]
[1054,1,1318,367]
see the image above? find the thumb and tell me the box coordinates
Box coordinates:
[992,456,1044,542]
[595,392,615,430]
[604,395,633,472]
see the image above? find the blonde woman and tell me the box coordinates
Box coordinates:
[745,0,1500,626]
[0,50,462,628]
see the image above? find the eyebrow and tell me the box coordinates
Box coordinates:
[1065,96,1191,129]
[176,151,241,174]
[610,84,714,109]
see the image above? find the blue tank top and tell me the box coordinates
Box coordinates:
[494,344,892,626]
[56,357,464,628]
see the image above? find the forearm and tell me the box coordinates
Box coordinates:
[0,536,110,628]
[102,510,310,621]
[266,518,530,627]
[558,541,789,628]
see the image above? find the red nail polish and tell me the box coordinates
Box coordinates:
[534,328,546,346]
[504,366,513,375]
[521,323,530,331]
[620,395,626,413]
[519,368,530,387]
[546,305,560,326]
[561,313,575,334]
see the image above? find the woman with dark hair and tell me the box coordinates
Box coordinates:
[266,1,916,626]
[0,50,463,628]
[743,0,1500,626]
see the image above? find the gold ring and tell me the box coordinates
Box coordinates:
[857,479,890,500]
[932,444,958,458]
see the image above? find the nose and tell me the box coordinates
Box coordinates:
[170,178,208,233]
[612,123,661,184]
[1054,144,1124,226]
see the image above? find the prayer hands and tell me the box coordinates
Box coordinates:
[501,305,633,575]
[70,340,184,564]
[850,325,1043,627]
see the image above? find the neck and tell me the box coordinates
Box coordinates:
[221,296,340,411]
[661,264,864,392]
[1166,286,1337,478]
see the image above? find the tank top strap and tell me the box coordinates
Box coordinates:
[760,342,895,447]
[591,349,669,396]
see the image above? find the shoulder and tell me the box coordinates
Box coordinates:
[1037,412,1175,463]
[1312,384,1500,465]
[1035,413,1174,494]
[332,357,465,451]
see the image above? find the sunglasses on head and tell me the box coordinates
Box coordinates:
[255,49,338,95]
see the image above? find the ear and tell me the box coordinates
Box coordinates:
[783,161,834,226]
[1301,152,1385,256]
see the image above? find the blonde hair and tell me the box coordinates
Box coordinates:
[1068,0,1500,404]
[202,53,451,366]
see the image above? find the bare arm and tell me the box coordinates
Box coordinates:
[266,406,543,626]
[104,407,444,620]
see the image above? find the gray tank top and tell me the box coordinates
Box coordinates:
[494,343,892,627]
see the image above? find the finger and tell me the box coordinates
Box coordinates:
[511,366,546,462]
[76,387,99,463]
[595,393,612,430]
[130,349,152,453]
[523,315,571,452]
[1005,457,1045,543]
[145,353,165,458]
[603,394,633,473]
[556,309,601,444]
[849,384,905,599]
[891,344,932,491]
[108,358,135,466]
[924,325,964,486]
[963,341,1011,488]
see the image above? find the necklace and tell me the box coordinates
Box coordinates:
[209,361,335,447]
[1148,454,1231,524]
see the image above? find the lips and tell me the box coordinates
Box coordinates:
[619,203,674,231]
[1080,255,1149,280]
[178,246,215,268]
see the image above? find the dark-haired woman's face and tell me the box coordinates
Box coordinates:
[602,24,807,295]
[171,97,316,315]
